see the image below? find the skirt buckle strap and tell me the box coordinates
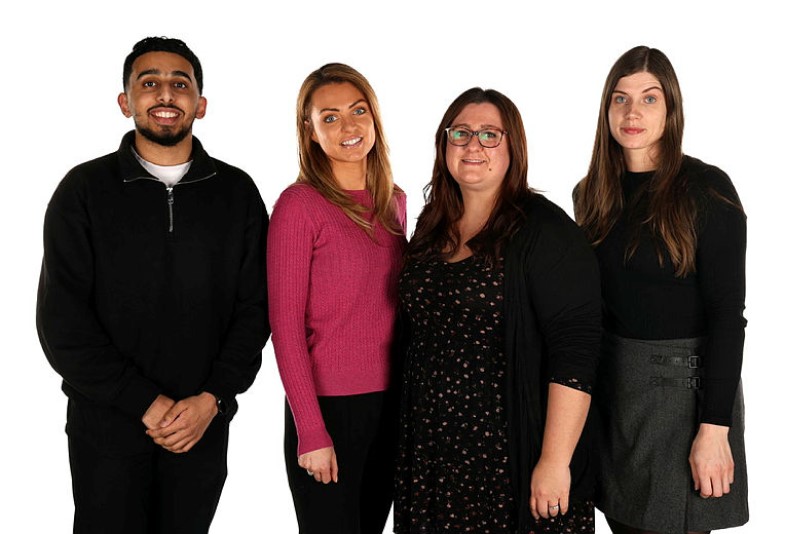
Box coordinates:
[649,354,703,369]
[647,376,702,389]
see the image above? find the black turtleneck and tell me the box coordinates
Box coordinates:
[594,155,747,426]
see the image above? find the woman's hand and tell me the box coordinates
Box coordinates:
[689,423,734,498]
[528,383,590,521]
[529,459,571,520]
[298,446,338,484]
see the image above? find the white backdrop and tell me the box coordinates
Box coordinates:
[1,1,795,532]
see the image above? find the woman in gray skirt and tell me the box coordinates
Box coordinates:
[573,46,749,534]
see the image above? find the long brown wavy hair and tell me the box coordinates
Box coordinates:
[574,45,701,276]
[406,87,536,264]
[296,63,403,235]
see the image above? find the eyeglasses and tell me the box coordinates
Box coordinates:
[445,127,506,148]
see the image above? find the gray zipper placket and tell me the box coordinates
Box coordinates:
[166,187,175,233]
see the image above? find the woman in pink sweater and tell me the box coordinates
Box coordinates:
[267,63,406,534]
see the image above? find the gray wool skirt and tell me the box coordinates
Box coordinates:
[596,334,749,534]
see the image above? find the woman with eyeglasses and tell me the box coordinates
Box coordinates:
[573,46,748,534]
[394,87,602,533]
[267,63,406,534]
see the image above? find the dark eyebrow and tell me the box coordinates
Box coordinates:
[451,122,503,130]
[136,69,192,81]
[612,86,663,95]
[319,99,368,114]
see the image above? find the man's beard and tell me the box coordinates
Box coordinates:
[136,121,193,147]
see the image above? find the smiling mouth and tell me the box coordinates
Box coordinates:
[341,137,362,147]
[462,158,485,164]
[148,106,183,125]
[153,111,180,119]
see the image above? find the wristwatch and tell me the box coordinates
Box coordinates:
[212,393,227,416]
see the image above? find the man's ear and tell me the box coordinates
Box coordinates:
[118,92,132,118]
[195,96,208,119]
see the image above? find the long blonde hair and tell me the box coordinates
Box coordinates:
[296,63,402,235]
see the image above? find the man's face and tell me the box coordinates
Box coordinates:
[118,51,206,147]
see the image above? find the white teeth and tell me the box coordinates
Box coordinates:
[154,111,178,118]
[341,137,361,146]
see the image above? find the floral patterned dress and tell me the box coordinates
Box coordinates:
[394,256,512,532]
[394,256,595,533]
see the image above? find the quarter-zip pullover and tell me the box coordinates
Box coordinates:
[37,131,269,432]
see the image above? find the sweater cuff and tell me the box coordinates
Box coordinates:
[699,377,738,428]
[202,373,237,408]
[113,375,162,418]
[699,414,732,427]
[297,426,334,457]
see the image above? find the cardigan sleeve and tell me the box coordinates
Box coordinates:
[36,171,162,418]
[267,186,333,456]
[695,170,747,426]
[525,213,603,393]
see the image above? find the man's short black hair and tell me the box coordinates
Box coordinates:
[122,37,203,94]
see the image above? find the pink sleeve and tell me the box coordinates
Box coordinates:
[267,187,333,456]
[395,191,408,234]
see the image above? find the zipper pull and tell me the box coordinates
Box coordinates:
[167,187,175,233]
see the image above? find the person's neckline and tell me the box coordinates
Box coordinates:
[625,169,655,177]
[443,254,474,265]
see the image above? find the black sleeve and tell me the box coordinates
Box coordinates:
[202,179,270,406]
[696,172,747,426]
[36,172,161,417]
[526,214,603,393]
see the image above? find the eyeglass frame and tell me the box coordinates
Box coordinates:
[444,127,507,148]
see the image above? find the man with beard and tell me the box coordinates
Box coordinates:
[36,37,269,534]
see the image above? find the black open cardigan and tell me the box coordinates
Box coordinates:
[502,193,602,532]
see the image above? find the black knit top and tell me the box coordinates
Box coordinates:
[594,155,747,426]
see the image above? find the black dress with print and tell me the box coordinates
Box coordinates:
[394,256,513,533]
[394,256,595,534]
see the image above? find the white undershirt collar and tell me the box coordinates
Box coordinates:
[132,148,192,188]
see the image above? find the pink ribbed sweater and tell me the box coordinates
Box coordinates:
[267,184,406,455]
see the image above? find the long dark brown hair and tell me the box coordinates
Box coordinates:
[574,45,702,276]
[406,87,536,264]
[296,63,403,235]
